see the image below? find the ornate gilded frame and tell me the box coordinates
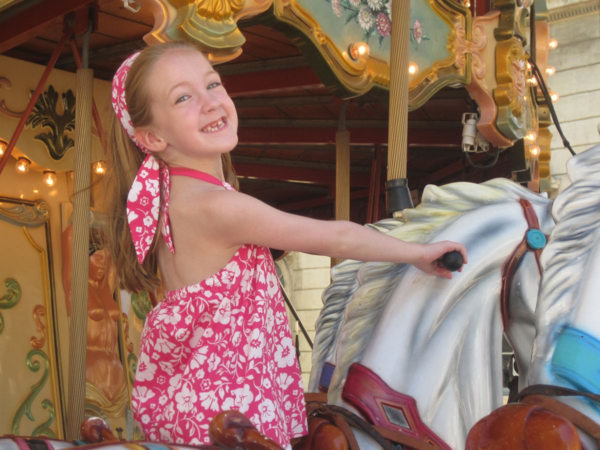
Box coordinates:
[0,197,65,438]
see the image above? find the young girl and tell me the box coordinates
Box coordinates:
[105,42,467,448]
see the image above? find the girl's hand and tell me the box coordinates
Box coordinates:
[413,241,468,279]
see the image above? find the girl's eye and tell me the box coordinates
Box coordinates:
[207,81,222,90]
[175,94,190,104]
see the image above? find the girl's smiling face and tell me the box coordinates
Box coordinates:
[141,48,239,166]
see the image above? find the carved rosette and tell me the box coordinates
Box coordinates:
[493,37,534,141]
[143,0,274,64]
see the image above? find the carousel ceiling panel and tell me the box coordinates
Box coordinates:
[100,1,156,26]
[235,106,289,119]
[97,11,153,41]
[277,105,337,120]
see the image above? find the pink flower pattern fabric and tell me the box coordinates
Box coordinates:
[131,243,308,447]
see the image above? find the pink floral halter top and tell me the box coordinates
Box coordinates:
[131,168,308,447]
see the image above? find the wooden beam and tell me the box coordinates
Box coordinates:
[237,127,461,146]
[0,0,97,53]
[234,162,371,187]
[278,189,371,212]
[56,38,146,68]
[223,66,323,96]
[232,155,371,173]
[418,153,487,188]
[217,55,309,76]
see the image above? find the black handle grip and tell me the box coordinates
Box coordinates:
[441,251,464,272]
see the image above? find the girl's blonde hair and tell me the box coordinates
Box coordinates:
[105,41,238,293]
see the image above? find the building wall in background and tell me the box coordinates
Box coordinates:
[547,0,600,191]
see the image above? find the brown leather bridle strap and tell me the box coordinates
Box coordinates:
[305,398,439,450]
[521,395,600,446]
[500,199,545,330]
[516,384,600,404]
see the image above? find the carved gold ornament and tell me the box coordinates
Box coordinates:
[143,0,274,64]
[493,38,533,141]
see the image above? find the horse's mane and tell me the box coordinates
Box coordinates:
[310,178,550,391]
[530,145,600,370]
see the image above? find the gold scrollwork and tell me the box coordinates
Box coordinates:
[0,278,21,336]
[492,0,531,43]
[493,38,534,141]
[456,21,487,81]
[0,77,27,119]
[31,304,47,349]
[0,199,50,228]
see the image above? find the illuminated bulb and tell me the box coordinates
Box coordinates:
[15,157,30,174]
[549,39,558,50]
[349,42,370,60]
[463,0,470,6]
[529,145,541,157]
[546,66,556,76]
[408,62,419,75]
[43,171,57,187]
[525,131,537,142]
[551,91,560,102]
[93,160,107,175]
[527,77,538,86]
[526,62,532,70]
[0,140,7,156]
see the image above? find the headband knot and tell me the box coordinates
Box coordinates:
[112,52,174,263]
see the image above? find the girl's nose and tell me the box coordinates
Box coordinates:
[200,91,221,114]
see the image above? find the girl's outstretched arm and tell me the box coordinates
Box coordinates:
[200,190,467,279]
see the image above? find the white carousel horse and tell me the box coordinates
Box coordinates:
[309,178,555,449]
[525,143,600,449]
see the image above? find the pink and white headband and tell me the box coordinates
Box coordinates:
[111,52,175,263]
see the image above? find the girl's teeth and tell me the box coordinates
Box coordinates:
[203,119,225,132]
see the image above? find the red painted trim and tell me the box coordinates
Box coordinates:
[0,31,70,176]
[342,363,451,449]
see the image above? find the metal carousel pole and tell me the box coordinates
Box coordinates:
[386,0,413,215]
[66,22,94,440]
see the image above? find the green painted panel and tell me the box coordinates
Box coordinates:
[296,0,392,60]
[409,0,453,72]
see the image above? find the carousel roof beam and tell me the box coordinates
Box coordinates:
[418,153,488,189]
[408,147,464,159]
[234,162,371,187]
[217,56,309,76]
[0,0,107,53]
[236,143,376,153]
[237,127,461,146]
[232,155,371,173]
[223,67,323,96]
[238,119,460,129]
[239,119,389,128]
[56,38,146,69]
[278,189,371,212]
[233,95,334,108]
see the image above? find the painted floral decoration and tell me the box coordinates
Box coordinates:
[327,0,393,46]
[410,18,430,48]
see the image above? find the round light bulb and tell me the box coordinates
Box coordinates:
[349,42,370,60]
[549,39,558,50]
[408,62,419,75]
[93,160,107,175]
[529,145,541,157]
[463,0,470,6]
[0,140,7,156]
[527,77,538,86]
[551,91,560,102]
[545,66,556,76]
[526,62,532,70]
[525,131,537,142]
[43,171,57,187]
[15,157,30,174]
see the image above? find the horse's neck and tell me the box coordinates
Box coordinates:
[339,201,551,449]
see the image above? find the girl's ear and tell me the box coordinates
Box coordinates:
[134,127,167,153]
